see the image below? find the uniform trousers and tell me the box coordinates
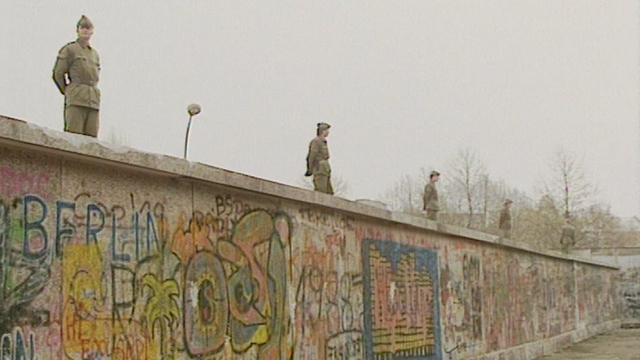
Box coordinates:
[65,105,99,137]
[313,160,334,195]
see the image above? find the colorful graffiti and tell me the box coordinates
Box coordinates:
[0,167,52,200]
[183,251,227,355]
[619,266,640,319]
[179,209,291,358]
[577,263,617,326]
[479,251,580,354]
[0,180,295,359]
[1,327,35,360]
[545,261,576,336]
[440,250,483,355]
[0,148,622,360]
[363,239,441,360]
[0,197,52,335]
[293,213,364,360]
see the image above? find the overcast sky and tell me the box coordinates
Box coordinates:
[1,1,638,217]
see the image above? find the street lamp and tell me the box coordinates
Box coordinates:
[184,103,202,159]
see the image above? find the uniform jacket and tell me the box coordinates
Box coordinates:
[423,182,439,211]
[53,40,101,109]
[499,207,512,230]
[306,136,331,175]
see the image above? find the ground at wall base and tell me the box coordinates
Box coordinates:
[533,328,639,360]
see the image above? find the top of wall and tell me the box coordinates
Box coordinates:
[0,115,618,269]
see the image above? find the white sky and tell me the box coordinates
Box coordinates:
[1,1,638,217]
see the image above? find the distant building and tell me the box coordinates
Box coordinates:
[572,217,640,270]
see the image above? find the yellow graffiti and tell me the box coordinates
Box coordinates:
[62,243,109,360]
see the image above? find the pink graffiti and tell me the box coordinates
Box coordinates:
[0,167,52,199]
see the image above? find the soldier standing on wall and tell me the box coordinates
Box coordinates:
[499,199,513,238]
[560,215,576,252]
[423,170,440,221]
[52,15,101,137]
[305,122,334,195]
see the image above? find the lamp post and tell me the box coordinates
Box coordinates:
[184,103,202,159]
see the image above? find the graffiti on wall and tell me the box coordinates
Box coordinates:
[0,153,624,360]
[294,210,364,360]
[1,327,35,360]
[362,239,441,360]
[439,250,483,355]
[0,168,52,200]
[483,252,546,351]
[545,261,576,336]
[0,196,52,336]
[482,251,579,353]
[179,209,292,358]
[577,264,617,325]
[0,176,294,359]
[619,266,640,319]
[518,261,547,344]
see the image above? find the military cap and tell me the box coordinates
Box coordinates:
[430,170,440,177]
[317,122,331,131]
[505,199,513,204]
[77,15,94,29]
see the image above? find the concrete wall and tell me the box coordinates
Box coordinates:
[0,117,619,360]
[570,249,640,322]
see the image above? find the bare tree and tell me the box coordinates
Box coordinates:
[518,194,565,249]
[378,152,527,233]
[376,148,626,254]
[527,149,599,250]
[444,149,487,228]
[542,149,597,220]
[573,203,620,248]
[378,169,429,215]
[483,178,533,235]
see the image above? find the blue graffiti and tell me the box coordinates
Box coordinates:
[1,328,35,360]
[16,195,160,262]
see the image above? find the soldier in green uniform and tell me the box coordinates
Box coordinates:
[52,15,101,137]
[499,199,513,238]
[423,170,440,221]
[560,215,576,252]
[305,123,334,195]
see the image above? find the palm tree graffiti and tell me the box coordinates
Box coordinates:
[142,274,181,359]
[0,199,50,335]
